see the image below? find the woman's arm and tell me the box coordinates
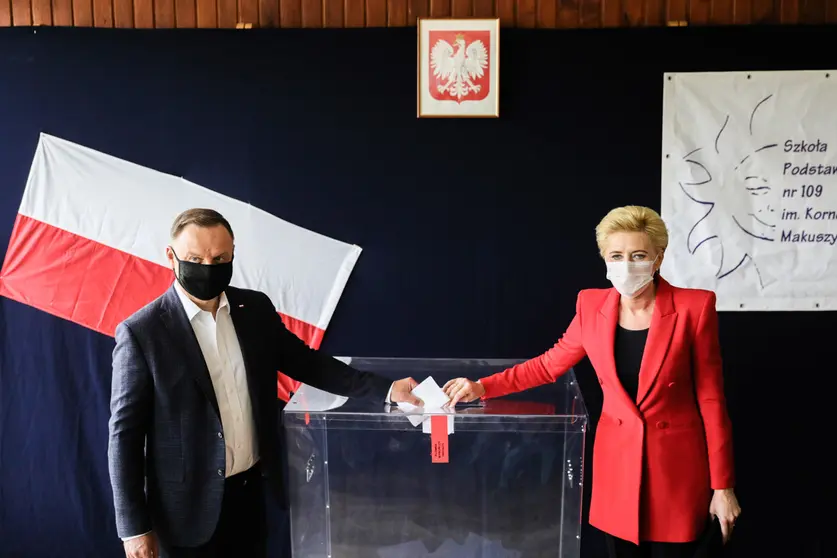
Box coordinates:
[693,291,735,489]
[478,292,588,399]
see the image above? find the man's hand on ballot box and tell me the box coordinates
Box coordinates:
[389,377,424,406]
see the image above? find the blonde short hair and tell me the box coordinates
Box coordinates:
[595,205,669,256]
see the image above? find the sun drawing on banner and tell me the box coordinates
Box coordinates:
[429,31,490,103]
[673,94,779,287]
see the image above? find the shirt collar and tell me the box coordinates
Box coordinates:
[174,282,229,322]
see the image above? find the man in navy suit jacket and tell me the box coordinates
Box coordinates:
[108,208,421,558]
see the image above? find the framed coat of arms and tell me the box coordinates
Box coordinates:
[417,18,500,118]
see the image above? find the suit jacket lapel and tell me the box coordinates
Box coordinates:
[597,289,641,418]
[636,279,678,406]
[226,288,262,423]
[159,285,221,418]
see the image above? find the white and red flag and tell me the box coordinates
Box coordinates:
[0,133,362,401]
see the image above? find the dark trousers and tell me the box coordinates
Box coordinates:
[606,536,699,558]
[160,466,266,558]
[605,517,723,558]
[606,535,699,558]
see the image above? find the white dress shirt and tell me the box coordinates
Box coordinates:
[174,284,259,478]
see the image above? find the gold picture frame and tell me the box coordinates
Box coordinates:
[417,18,501,119]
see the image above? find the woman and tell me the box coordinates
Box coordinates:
[443,206,741,558]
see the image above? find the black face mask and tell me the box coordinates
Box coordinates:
[170,248,234,301]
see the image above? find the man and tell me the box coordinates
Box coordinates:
[108,208,421,558]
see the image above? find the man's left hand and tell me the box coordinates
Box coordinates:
[709,488,741,544]
[389,377,423,406]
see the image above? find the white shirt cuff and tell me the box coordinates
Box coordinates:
[385,383,394,404]
[121,531,151,542]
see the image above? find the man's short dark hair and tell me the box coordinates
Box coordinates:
[170,208,235,240]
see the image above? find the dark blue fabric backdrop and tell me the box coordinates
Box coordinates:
[0,25,831,558]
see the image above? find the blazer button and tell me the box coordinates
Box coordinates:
[616,418,622,426]
[217,431,224,439]
[217,468,224,477]
[656,421,669,429]
[668,382,676,388]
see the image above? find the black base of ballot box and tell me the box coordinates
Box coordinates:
[283,358,588,558]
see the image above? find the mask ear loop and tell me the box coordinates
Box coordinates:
[651,253,662,280]
[167,246,190,290]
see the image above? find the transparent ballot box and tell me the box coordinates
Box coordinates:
[283,358,588,558]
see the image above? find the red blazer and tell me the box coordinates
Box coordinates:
[479,278,734,544]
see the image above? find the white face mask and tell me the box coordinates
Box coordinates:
[606,259,657,298]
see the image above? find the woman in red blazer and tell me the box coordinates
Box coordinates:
[444,206,741,558]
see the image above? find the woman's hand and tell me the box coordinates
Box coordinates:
[443,378,485,406]
[709,488,741,544]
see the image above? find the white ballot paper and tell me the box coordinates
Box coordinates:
[411,376,450,408]
[397,376,455,433]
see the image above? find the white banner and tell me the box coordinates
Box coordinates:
[661,70,837,311]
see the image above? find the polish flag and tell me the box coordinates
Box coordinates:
[0,133,362,401]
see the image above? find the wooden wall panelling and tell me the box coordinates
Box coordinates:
[495,0,513,25]
[12,0,31,25]
[196,0,216,26]
[300,0,321,28]
[556,0,579,27]
[32,0,51,25]
[429,0,449,17]
[280,0,300,26]
[642,0,662,24]
[388,0,407,26]
[3,0,837,28]
[367,0,387,26]
[473,0,492,16]
[690,0,711,23]
[175,0,196,26]
[217,0,237,27]
[801,0,827,23]
[709,0,732,24]
[408,0,428,24]
[780,0,799,22]
[751,0,774,22]
[733,0,752,23]
[324,0,342,26]
[580,0,601,27]
[92,0,112,26]
[623,0,644,25]
[537,0,556,28]
[451,0,468,17]
[114,0,134,27]
[133,0,152,27]
[239,0,259,25]
[667,0,688,22]
[343,0,362,26]
[517,0,535,27]
[259,0,280,26]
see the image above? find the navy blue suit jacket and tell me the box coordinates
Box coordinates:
[107,284,391,547]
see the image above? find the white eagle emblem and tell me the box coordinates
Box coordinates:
[430,34,489,102]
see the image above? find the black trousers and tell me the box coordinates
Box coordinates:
[606,535,699,558]
[605,515,724,558]
[160,466,267,558]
